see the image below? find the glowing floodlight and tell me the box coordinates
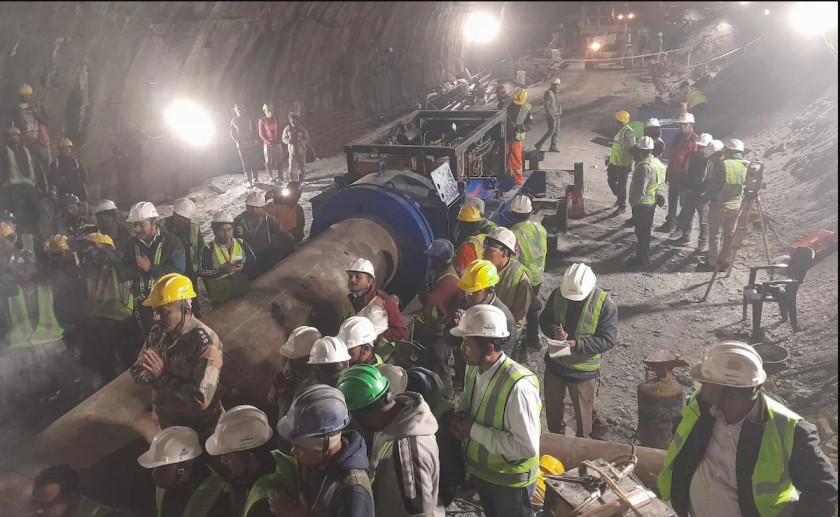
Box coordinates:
[617,13,625,20]
[163,99,215,146]
[465,12,500,43]
[764,8,770,16]
[789,2,838,36]
[628,12,635,19]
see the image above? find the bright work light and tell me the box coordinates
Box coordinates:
[163,99,214,146]
[789,2,838,36]
[464,12,500,43]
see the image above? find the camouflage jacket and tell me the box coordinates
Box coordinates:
[130,317,223,430]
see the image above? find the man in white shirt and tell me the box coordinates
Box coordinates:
[449,304,541,517]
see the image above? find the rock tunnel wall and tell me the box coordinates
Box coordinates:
[0,1,561,207]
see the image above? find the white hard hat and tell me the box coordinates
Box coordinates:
[245,191,267,207]
[697,133,713,147]
[551,77,562,85]
[346,258,375,278]
[704,140,725,158]
[486,227,517,253]
[358,304,389,335]
[510,194,533,214]
[376,364,408,396]
[173,198,196,219]
[138,426,203,468]
[678,113,695,124]
[308,336,352,364]
[205,405,273,456]
[560,263,596,301]
[126,201,159,223]
[690,341,767,388]
[279,326,322,359]
[645,118,660,128]
[212,210,234,224]
[338,316,377,349]
[635,136,655,150]
[462,197,485,215]
[725,138,744,152]
[450,304,510,338]
[93,199,118,214]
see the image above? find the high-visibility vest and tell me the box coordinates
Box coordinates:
[87,267,134,321]
[243,450,300,517]
[20,233,35,253]
[514,103,532,141]
[464,356,541,487]
[307,467,373,516]
[134,231,165,301]
[455,234,486,274]
[714,159,749,206]
[511,221,547,286]
[4,145,38,187]
[155,469,234,517]
[6,284,64,348]
[686,87,707,110]
[375,336,396,364]
[610,124,635,167]
[343,294,382,319]
[204,240,249,305]
[423,264,459,336]
[187,223,203,274]
[453,219,496,248]
[495,259,529,329]
[552,287,608,372]
[657,393,801,517]
[638,155,666,205]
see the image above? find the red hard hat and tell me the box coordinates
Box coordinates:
[496,84,507,95]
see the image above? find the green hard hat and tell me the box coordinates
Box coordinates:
[336,364,390,411]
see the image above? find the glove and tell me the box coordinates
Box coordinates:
[656,194,666,207]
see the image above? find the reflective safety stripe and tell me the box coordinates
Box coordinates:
[188,223,203,272]
[464,357,541,487]
[638,155,666,205]
[156,469,233,517]
[610,124,635,167]
[495,259,528,318]
[134,229,165,300]
[244,450,299,517]
[88,268,134,321]
[552,287,607,371]
[714,159,749,205]
[342,295,382,319]
[21,233,35,253]
[205,240,249,305]
[310,468,373,516]
[514,103,532,141]
[7,284,64,348]
[375,337,396,364]
[511,221,547,286]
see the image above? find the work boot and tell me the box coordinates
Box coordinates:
[655,222,675,233]
[622,217,634,228]
[695,261,716,272]
[695,240,708,254]
[668,229,684,240]
[613,205,626,215]
[549,147,560,152]
[625,255,649,268]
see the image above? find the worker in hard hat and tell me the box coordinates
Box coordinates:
[657,341,837,517]
[338,316,384,367]
[199,210,256,309]
[656,112,698,235]
[30,465,122,517]
[535,78,562,153]
[268,326,320,420]
[539,263,617,437]
[263,182,306,243]
[92,199,131,253]
[1,125,48,235]
[495,84,511,110]
[258,104,283,183]
[309,336,352,387]
[337,364,441,517]
[129,274,223,438]
[47,137,88,211]
[0,209,36,254]
[508,194,547,355]
[696,139,739,272]
[410,239,460,398]
[14,83,52,167]
[669,133,713,251]
[281,112,310,184]
[233,190,295,278]
[343,258,407,342]
[406,366,466,508]
[52,194,93,237]
[357,302,395,365]
[231,104,261,186]
[606,110,638,213]
[138,426,235,517]
[449,304,541,517]
[273,385,374,517]
[122,201,186,333]
[41,234,89,335]
[163,197,205,314]
[452,204,491,275]
[504,88,533,186]
[452,197,496,248]
[678,81,707,121]
[626,136,666,267]
[643,118,666,158]
[376,363,408,397]
[482,227,532,360]
[204,405,299,517]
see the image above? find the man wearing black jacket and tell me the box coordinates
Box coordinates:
[658,341,837,517]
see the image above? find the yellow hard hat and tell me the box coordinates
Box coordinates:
[615,110,630,123]
[0,222,14,239]
[142,273,197,307]
[540,454,565,475]
[263,103,273,112]
[457,204,482,223]
[458,259,500,292]
[87,232,115,248]
[19,83,33,96]
[513,88,528,105]
[58,137,74,148]
[5,126,21,136]
[43,235,69,253]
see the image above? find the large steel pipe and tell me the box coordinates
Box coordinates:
[0,217,399,514]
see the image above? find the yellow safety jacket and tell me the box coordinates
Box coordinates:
[155,468,234,517]
[609,124,635,167]
[658,393,801,517]
[243,450,299,517]
[495,259,529,334]
[714,159,749,206]
[638,155,666,205]
[511,221,547,286]
[204,239,249,305]
[134,230,164,301]
[552,287,607,372]
[6,283,63,348]
[87,267,134,321]
[686,86,708,110]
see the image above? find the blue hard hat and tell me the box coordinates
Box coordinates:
[10,250,38,267]
[276,384,350,441]
[406,367,444,409]
[0,209,14,224]
[59,194,81,208]
[425,239,455,260]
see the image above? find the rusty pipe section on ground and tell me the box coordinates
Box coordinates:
[541,433,666,489]
[0,217,399,514]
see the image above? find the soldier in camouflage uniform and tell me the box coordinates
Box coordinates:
[129,273,223,439]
